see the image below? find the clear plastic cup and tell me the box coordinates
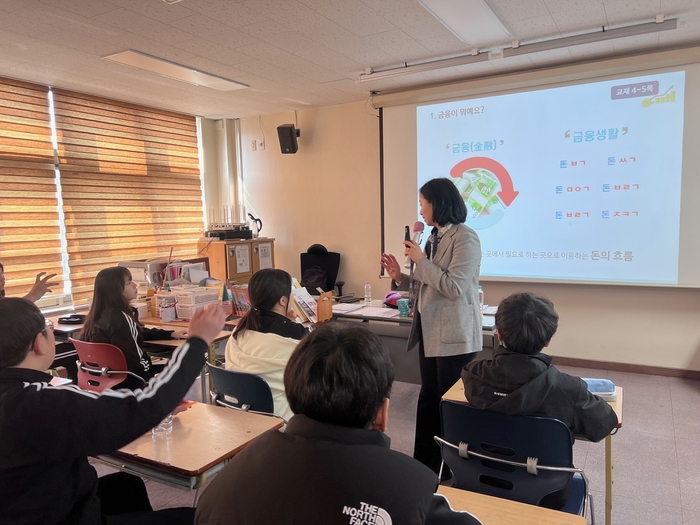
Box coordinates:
[151,414,173,435]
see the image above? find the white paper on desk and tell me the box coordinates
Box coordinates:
[258,243,273,270]
[345,307,400,318]
[235,245,250,273]
[332,303,364,314]
[189,269,210,284]
[483,305,498,315]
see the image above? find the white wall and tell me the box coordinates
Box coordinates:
[240,101,382,297]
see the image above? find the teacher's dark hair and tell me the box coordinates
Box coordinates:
[232,268,293,339]
[284,323,394,429]
[420,177,468,226]
[0,298,45,368]
[495,292,559,355]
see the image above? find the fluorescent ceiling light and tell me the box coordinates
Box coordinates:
[419,0,512,48]
[360,18,678,83]
[102,50,248,92]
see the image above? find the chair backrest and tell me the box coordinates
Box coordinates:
[439,400,575,508]
[300,246,340,293]
[69,338,134,392]
[207,364,275,414]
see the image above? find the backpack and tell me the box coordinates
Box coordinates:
[301,265,327,292]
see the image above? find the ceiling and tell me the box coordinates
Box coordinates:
[0,0,699,118]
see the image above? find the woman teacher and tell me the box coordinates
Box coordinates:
[381,177,482,474]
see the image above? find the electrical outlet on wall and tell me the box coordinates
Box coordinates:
[258,139,265,150]
[251,140,256,151]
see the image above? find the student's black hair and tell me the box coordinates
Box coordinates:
[419,177,468,226]
[232,268,293,339]
[0,261,5,297]
[284,323,395,429]
[495,292,559,355]
[0,298,46,368]
[81,267,137,342]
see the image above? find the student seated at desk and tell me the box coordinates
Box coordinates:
[0,260,59,302]
[225,268,308,421]
[197,323,479,525]
[0,298,226,525]
[462,292,618,442]
[81,267,186,390]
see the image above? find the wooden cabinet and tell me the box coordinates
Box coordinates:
[197,237,275,285]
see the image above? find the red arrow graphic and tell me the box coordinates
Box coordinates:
[450,157,519,206]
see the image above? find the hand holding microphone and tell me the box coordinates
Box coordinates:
[404,221,425,268]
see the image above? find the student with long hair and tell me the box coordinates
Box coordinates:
[81,267,186,390]
[225,268,308,421]
[0,261,58,302]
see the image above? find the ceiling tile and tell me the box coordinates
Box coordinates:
[487,0,550,25]
[93,8,194,47]
[545,0,608,32]
[383,5,461,42]
[362,29,434,62]
[38,0,118,18]
[110,0,195,23]
[314,0,397,37]
[603,0,661,24]
[0,0,694,117]
[183,0,268,28]
[298,0,335,7]
[237,43,345,82]
[508,15,561,40]
[358,0,416,14]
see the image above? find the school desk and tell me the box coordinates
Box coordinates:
[442,380,623,525]
[95,403,282,489]
[437,485,587,525]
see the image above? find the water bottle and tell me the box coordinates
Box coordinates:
[478,285,484,315]
[364,282,372,306]
[152,414,173,435]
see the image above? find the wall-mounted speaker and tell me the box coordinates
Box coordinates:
[277,124,300,154]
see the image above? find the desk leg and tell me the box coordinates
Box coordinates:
[200,342,216,405]
[605,433,613,525]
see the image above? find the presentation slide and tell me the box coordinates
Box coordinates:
[416,71,686,284]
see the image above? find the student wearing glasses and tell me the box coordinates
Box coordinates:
[0,297,226,525]
[81,267,187,390]
[0,261,58,302]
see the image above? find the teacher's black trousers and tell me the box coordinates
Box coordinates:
[413,342,477,474]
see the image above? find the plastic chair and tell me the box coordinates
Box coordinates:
[207,364,284,421]
[300,244,344,295]
[436,400,594,523]
[70,338,146,393]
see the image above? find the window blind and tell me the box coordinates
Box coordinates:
[0,77,64,298]
[52,90,204,304]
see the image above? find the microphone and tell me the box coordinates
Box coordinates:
[405,221,425,268]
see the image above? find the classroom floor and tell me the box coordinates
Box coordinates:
[92,365,700,524]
